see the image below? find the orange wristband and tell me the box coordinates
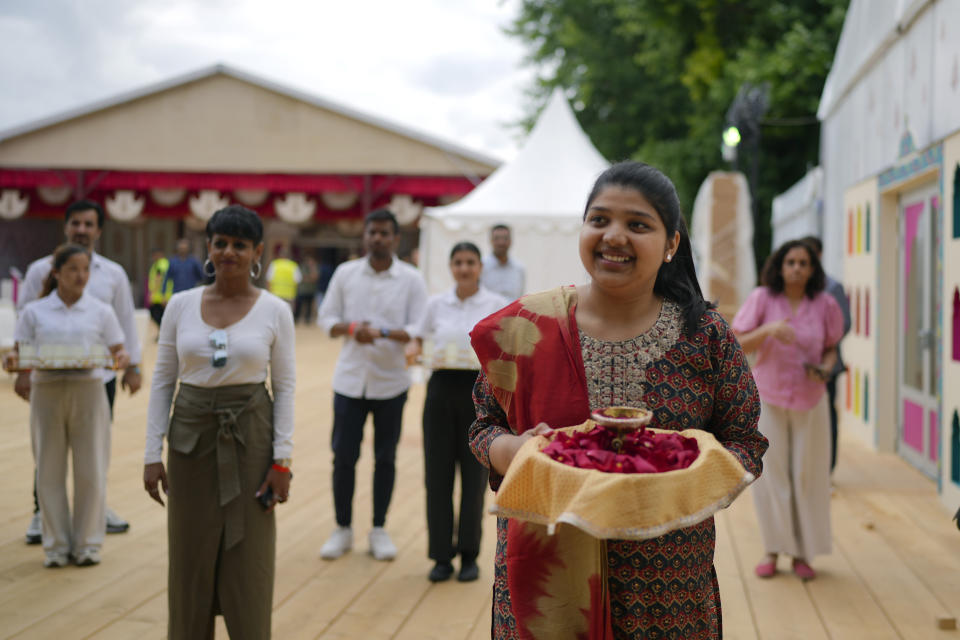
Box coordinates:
[272,463,291,474]
[348,322,358,336]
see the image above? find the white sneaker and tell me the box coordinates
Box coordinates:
[320,527,353,560]
[74,549,101,567]
[26,512,42,545]
[105,507,130,534]
[43,551,69,568]
[368,527,397,561]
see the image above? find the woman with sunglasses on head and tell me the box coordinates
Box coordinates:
[143,205,296,639]
[6,243,129,568]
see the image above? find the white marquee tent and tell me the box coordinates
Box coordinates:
[418,89,609,295]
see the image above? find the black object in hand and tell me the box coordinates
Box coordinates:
[258,487,274,510]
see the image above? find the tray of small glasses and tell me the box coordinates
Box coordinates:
[3,343,117,372]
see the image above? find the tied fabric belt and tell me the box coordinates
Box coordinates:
[170,382,271,550]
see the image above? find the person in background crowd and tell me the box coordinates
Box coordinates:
[314,252,336,313]
[294,253,319,325]
[481,224,525,301]
[799,236,851,473]
[470,162,766,638]
[17,199,142,544]
[732,239,843,581]
[7,244,129,567]
[163,238,204,294]
[317,209,428,562]
[407,241,506,583]
[147,248,173,332]
[266,245,301,311]
[143,205,295,638]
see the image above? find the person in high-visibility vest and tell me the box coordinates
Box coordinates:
[266,246,301,309]
[147,248,174,329]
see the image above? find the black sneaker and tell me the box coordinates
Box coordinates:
[457,560,479,582]
[428,562,454,582]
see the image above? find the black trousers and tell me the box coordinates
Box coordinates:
[827,376,838,472]
[422,370,488,563]
[34,378,115,512]
[293,294,314,324]
[331,391,407,527]
[149,303,165,328]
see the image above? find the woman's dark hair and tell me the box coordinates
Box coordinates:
[41,243,91,297]
[449,241,482,260]
[206,205,264,244]
[584,161,713,336]
[760,239,826,298]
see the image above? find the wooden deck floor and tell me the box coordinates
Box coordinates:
[0,327,958,639]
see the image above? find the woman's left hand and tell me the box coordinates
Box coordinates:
[257,467,292,513]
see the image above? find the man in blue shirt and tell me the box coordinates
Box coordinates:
[163,238,204,293]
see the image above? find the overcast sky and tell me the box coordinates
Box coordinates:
[0,0,538,162]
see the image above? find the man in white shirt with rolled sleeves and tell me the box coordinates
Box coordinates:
[317,208,428,561]
[16,199,143,543]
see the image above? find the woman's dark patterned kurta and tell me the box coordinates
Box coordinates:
[470,303,766,639]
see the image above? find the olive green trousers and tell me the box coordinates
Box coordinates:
[167,383,275,640]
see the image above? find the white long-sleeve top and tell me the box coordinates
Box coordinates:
[18,252,142,382]
[144,287,296,464]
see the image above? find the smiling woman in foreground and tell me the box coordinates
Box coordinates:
[468,161,769,639]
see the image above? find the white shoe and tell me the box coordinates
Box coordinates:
[105,507,129,534]
[26,512,42,545]
[74,549,101,567]
[43,552,69,568]
[320,527,353,560]
[368,527,397,561]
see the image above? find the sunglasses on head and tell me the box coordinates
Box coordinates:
[209,329,228,368]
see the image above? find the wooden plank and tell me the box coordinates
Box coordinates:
[713,508,759,640]
[723,490,830,640]
[830,491,954,639]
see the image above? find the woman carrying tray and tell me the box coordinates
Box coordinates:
[469,161,768,639]
[143,205,295,638]
[6,243,129,568]
[407,241,507,583]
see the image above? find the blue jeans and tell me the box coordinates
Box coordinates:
[331,391,407,527]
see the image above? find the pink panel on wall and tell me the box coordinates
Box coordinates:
[903,399,924,453]
[903,202,924,328]
[930,411,938,462]
[855,287,861,335]
[953,288,959,362]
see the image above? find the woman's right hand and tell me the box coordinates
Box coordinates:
[144,462,169,507]
[766,319,796,343]
[489,422,553,476]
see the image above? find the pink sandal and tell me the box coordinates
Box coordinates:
[754,560,777,578]
[792,559,816,580]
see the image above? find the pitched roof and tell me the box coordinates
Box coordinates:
[0,63,500,170]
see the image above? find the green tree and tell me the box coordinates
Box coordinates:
[508,0,847,266]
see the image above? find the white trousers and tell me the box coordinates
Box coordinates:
[30,378,111,557]
[752,395,832,561]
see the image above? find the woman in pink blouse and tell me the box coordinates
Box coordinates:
[732,239,843,581]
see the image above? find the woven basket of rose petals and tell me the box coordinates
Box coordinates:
[491,408,756,540]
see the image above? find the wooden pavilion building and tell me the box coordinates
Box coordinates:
[0,64,498,303]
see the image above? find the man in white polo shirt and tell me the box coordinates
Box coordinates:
[481,224,525,301]
[16,199,143,543]
[317,208,428,561]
